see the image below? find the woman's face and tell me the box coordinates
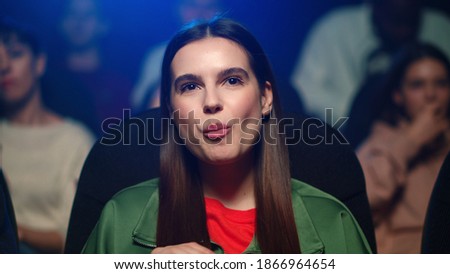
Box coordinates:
[0,37,44,106]
[394,57,450,120]
[61,0,106,48]
[169,37,273,165]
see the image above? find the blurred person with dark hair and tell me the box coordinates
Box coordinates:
[291,0,450,121]
[357,43,450,253]
[43,0,132,136]
[0,17,94,253]
[130,0,223,112]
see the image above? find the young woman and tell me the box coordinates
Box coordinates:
[357,43,450,253]
[0,17,94,253]
[82,18,371,254]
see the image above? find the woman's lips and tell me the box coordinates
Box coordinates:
[203,123,230,139]
[0,78,14,88]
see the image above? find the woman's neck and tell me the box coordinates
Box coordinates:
[67,47,101,72]
[199,152,256,210]
[7,88,60,126]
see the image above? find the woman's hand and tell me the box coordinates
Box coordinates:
[151,242,214,254]
[405,102,449,147]
[17,225,64,253]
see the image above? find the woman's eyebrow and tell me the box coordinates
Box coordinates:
[173,68,249,87]
[173,74,202,88]
[218,67,250,80]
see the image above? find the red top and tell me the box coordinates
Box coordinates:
[205,197,256,254]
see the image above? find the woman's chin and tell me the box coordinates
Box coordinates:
[203,155,237,166]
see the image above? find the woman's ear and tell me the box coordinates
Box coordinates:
[261,81,273,116]
[393,89,404,107]
[35,53,47,78]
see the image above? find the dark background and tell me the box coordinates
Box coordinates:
[1,0,449,109]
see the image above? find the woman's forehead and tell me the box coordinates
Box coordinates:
[170,37,251,73]
[0,33,27,48]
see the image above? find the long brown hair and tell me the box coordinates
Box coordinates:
[157,18,300,253]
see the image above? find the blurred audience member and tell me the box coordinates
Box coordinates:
[357,43,450,253]
[43,0,132,136]
[291,0,450,121]
[131,0,223,112]
[0,17,94,253]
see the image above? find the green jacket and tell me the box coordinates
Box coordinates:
[82,178,372,254]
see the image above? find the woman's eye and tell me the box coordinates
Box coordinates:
[436,78,450,88]
[180,83,198,92]
[8,49,24,59]
[225,77,243,86]
[405,79,424,90]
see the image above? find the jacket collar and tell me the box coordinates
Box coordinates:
[132,187,159,248]
[131,182,324,253]
[291,189,325,254]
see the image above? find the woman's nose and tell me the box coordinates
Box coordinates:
[425,85,438,101]
[0,45,11,76]
[202,88,223,114]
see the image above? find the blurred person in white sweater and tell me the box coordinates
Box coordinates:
[0,17,94,253]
